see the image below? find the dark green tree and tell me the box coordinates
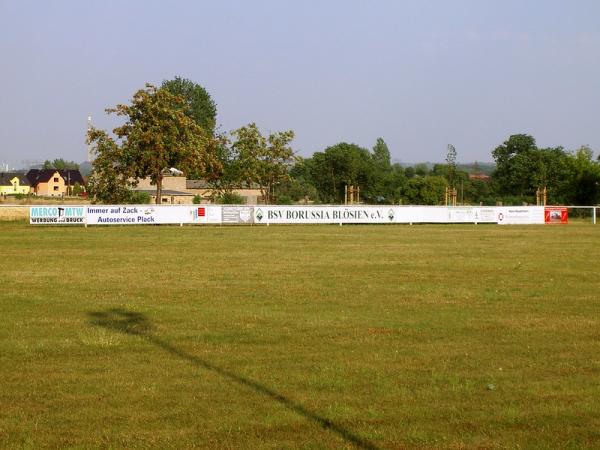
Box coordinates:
[306,142,376,203]
[445,144,457,188]
[491,134,537,197]
[370,138,404,204]
[161,76,217,136]
[372,138,391,171]
[404,176,447,205]
[563,146,600,205]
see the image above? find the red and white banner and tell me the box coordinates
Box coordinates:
[544,207,568,224]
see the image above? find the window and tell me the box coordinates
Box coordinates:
[54,186,59,191]
[54,177,59,182]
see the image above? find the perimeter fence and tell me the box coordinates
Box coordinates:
[0,204,597,226]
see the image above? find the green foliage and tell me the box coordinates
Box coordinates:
[192,195,203,204]
[370,139,406,204]
[492,134,538,196]
[88,84,221,204]
[414,163,430,177]
[87,128,134,204]
[161,76,217,136]
[276,194,293,205]
[128,191,151,204]
[372,137,391,171]
[275,177,319,203]
[403,176,447,205]
[72,182,84,196]
[230,123,295,204]
[490,134,598,205]
[42,158,79,170]
[215,191,245,204]
[562,146,600,205]
[445,144,457,188]
[305,142,375,203]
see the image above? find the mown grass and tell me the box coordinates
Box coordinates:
[0,222,599,449]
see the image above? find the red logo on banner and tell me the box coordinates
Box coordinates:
[544,207,568,224]
[198,207,205,217]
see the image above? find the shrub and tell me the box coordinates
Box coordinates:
[72,182,85,196]
[215,192,245,204]
[128,191,151,204]
[193,195,203,204]
[276,195,293,205]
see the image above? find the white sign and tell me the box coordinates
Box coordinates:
[28,204,550,226]
[30,206,86,224]
[86,205,191,225]
[254,206,397,224]
[222,206,254,224]
[190,206,222,224]
[496,207,545,225]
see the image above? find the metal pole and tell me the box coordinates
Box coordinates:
[594,206,597,225]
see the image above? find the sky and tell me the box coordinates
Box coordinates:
[1,0,599,169]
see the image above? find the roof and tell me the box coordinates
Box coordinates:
[26,169,85,186]
[133,189,195,197]
[468,173,491,181]
[0,172,30,186]
[186,179,211,189]
[186,179,261,189]
[60,170,85,185]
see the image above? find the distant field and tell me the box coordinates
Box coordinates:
[1,223,599,449]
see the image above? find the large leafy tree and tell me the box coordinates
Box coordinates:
[88,84,220,204]
[230,123,295,204]
[492,134,537,196]
[404,176,447,205]
[306,143,376,203]
[161,76,217,136]
[563,146,600,205]
[492,134,572,203]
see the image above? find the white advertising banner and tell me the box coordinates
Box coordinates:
[86,205,192,225]
[407,207,498,223]
[29,204,548,226]
[253,206,398,224]
[222,206,254,224]
[189,205,222,224]
[495,206,545,225]
[29,206,86,224]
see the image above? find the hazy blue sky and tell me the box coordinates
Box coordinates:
[1,0,599,168]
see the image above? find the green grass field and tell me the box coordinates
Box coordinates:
[1,222,599,449]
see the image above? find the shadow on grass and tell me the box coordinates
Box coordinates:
[87,308,380,450]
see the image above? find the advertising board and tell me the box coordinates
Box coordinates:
[86,205,191,225]
[544,207,568,224]
[222,206,254,224]
[28,205,554,226]
[190,206,222,224]
[496,207,545,225]
[253,206,397,224]
[29,206,86,224]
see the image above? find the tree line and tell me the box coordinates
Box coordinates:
[87,78,600,206]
